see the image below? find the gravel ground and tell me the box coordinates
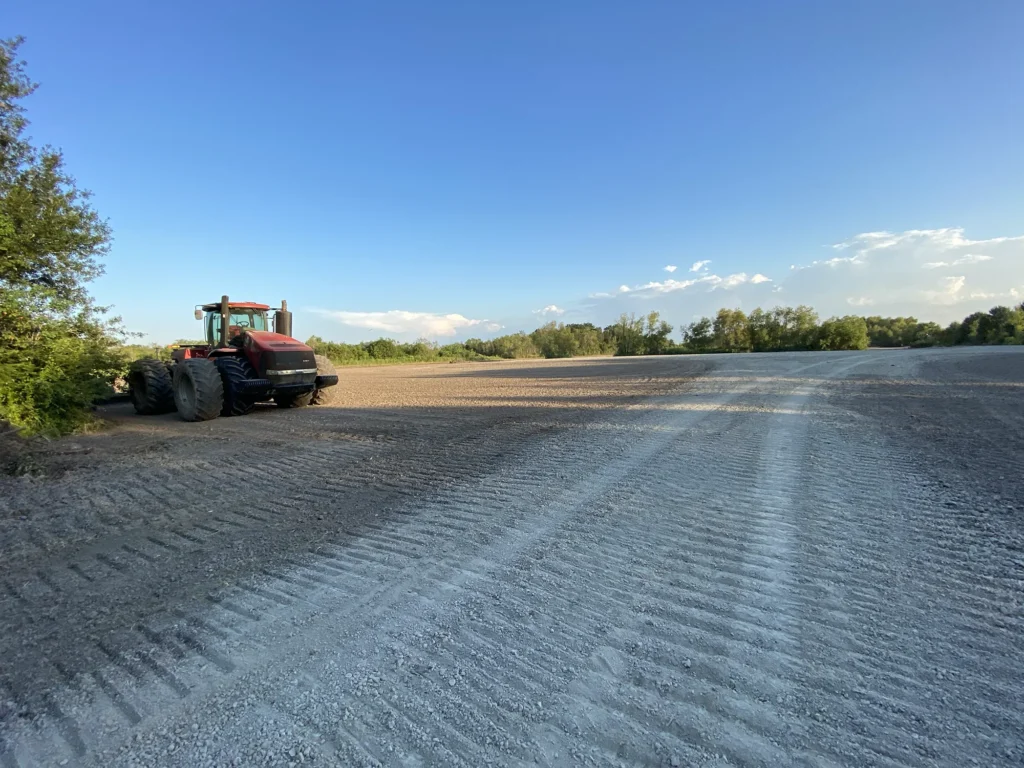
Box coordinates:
[0,348,1021,767]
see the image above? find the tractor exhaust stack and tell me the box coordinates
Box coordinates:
[274,299,293,338]
[219,295,230,348]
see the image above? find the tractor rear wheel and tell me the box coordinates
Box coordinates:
[127,358,175,415]
[310,354,339,405]
[172,359,224,422]
[213,356,257,417]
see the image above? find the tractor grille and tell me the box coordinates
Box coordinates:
[261,349,316,375]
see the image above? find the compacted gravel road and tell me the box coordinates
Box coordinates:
[1,347,1022,767]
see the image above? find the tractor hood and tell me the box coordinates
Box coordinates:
[242,331,318,381]
[243,330,314,353]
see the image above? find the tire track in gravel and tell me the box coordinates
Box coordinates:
[5,352,1024,767]
[0,358,757,766]
[2,355,856,765]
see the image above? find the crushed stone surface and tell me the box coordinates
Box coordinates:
[1,348,1022,767]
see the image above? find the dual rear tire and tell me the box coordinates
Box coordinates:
[174,357,259,421]
[172,359,224,422]
[127,359,175,414]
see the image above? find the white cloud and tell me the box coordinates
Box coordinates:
[663,265,677,273]
[922,253,994,269]
[786,227,1024,321]
[922,275,967,305]
[690,260,711,272]
[623,274,718,296]
[533,304,565,316]
[721,273,750,289]
[598,270,774,299]
[314,309,501,338]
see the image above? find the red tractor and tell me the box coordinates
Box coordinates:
[127,296,339,421]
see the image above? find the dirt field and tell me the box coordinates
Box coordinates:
[1,348,1022,767]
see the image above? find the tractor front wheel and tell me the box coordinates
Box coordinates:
[310,354,339,405]
[274,390,313,408]
[173,359,224,422]
[128,358,175,415]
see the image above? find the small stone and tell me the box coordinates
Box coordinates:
[683,659,692,669]
[449,678,456,687]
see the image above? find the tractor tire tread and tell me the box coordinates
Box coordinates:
[214,356,257,417]
[310,354,339,406]
[128,358,175,415]
[172,359,224,422]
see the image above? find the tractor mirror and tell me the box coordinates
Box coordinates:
[194,309,203,320]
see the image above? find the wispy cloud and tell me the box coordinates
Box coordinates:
[314,309,501,338]
[786,228,1024,320]
[533,304,565,316]
[922,275,967,305]
[922,253,994,269]
[599,271,773,299]
[663,265,677,273]
[690,260,711,272]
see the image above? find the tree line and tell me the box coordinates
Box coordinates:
[305,302,1024,365]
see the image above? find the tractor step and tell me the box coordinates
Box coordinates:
[236,378,273,390]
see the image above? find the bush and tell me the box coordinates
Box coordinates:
[0,293,124,435]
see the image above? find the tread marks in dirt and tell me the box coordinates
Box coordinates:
[3,353,1023,766]
[1,375,748,766]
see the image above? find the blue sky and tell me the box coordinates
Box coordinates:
[7,0,1024,342]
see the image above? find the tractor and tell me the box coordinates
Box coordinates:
[127,296,339,421]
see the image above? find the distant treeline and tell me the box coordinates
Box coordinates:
[304,303,1024,364]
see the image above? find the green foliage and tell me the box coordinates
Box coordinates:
[306,335,495,365]
[0,289,124,435]
[528,321,615,359]
[465,333,540,359]
[817,315,869,351]
[712,308,749,351]
[612,312,673,356]
[745,305,819,352]
[866,316,942,347]
[683,317,713,352]
[686,305,867,353]
[0,38,122,435]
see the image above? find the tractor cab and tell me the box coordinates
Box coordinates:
[198,301,271,347]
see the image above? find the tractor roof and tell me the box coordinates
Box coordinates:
[200,301,271,312]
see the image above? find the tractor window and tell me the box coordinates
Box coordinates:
[207,310,268,343]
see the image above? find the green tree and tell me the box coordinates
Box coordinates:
[712,308,748,351]
[613,313,646,356]
[531,322,578,358]
[1,38,123,435]
[683,317,713,352]
[642,311,673,355]
[817,316,869,350]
